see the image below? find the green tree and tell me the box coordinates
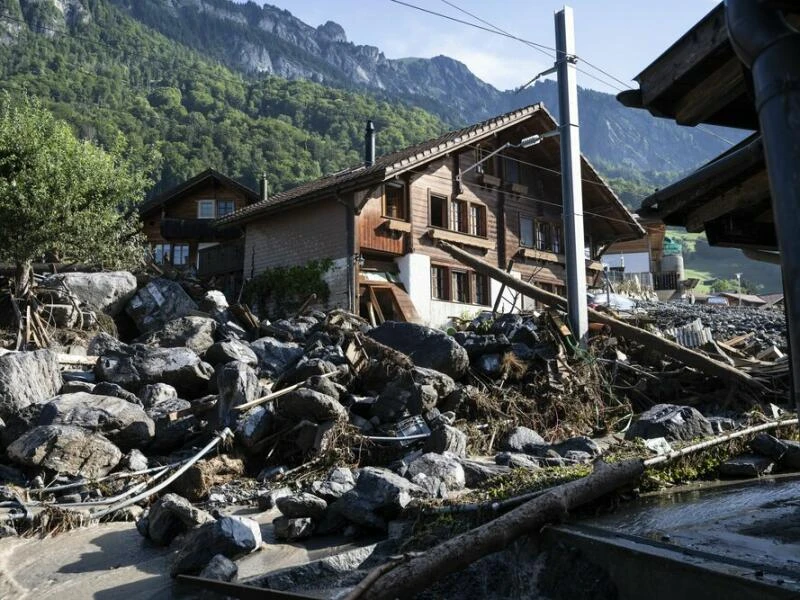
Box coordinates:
[0,94,149,294]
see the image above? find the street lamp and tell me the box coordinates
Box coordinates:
[456,130,560,186]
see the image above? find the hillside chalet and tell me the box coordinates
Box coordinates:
[217,104,645,327]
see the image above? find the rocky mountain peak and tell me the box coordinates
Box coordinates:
[316,20,346,43]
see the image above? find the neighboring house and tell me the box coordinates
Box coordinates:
[139,169,262,296]
[218,104,644,327]
[717,292,767,308]
[759,293,784,311]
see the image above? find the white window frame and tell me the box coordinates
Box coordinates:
[197,199,215,219]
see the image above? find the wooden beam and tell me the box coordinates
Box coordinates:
[705,217,778,250]
[674,57,749,126]
[684,170,771,232]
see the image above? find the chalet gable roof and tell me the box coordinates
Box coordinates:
[140,168,260,216]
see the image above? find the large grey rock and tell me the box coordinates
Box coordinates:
[138,383,179,409]
[412,367,457,398]
[719,454,774,478]
[42,271,137,317]
[7,425,121,478]
[217,362,259,426]
[460,459,510,487]
[273,516,314,541]
[424,424,467,457]
[276,493,327,520]
[275,388,347,423]
[147,397,191,421]
[367,322,469,378]
[779,439,800,469]
[311,467,356,501]
[205,340,258,367]
[501,426,546,454]
[0,350,62,419]
[95,343,214,398]
[171,516,262,577]
[352,466,423,513]
[138,316,217,355]
[750,433,787,461]
[626,404,713,442]
[144,493,215,546]
[92,381,141,405]
[408,452,466,491]
[38,392,155,451]
[234,406,272,448]
[126,278,199,334]
[88,332,126,357]
[249,337,304,378]
[199,554,238,582]
[551,436,602,458]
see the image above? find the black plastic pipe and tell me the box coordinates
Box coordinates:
[727,0,800,413]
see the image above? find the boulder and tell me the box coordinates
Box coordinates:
[147,397,191,421]
[249,337,304,378]
[351,466,423,513]
[199,291,230,322]
[171,516,262,577]
[779,440,800,470]
[125,449,148,471]
[126,278,199,334]
[275,388,347,423]
[95,344,214,398]
[310,467,356,502]
[326,491,388,531]
[144,493,215,546]
[198,554,238,582]
[138,316,217,355]
[276,493,327,520]
[453,332,512,359]
[204,340,258,367]
[495,452,541,470]
[411,367,457,399]
[217,362,259,426]
[234,406,272,448]
[424,425,467,457]
[138,383,179,408]
[7,425,121,478]
[408,452,465,491]
[551,436,602,458]
[367,322,469,379]
[41,271,137,316]
[626,404,713,442]
[501,426,546,454]
[750,433,787,461]
[273,516,314,541]
[92,381,141,405]
[88,332,126,356]
[459,459,510,487]
[38,392,155,451]
[278,358,338,387]
[719,454,774,478]
[0,350,62,419]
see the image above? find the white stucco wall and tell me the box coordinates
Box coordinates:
[602,251,650,274]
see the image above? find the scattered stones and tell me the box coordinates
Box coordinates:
[7,425,121,478]
[626,404,713,442]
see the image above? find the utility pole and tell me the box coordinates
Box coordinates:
[736,272,742,306]
[555,6,589,346]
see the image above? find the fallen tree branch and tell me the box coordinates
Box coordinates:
[233,371,337,413]
[437,241,763,390]
[360,459,644,600]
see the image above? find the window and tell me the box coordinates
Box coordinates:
[430,194,448,228]
[384,183,407,220]
[470,205,487,237]
[474,273,490,306]
[152,243,171,265]
[172,244,190,266]
[520,216,534,247]
[431,265,448,300]
[451,199,468,233]
[503,157,519,184]
[475,145,496,176]
[537,222,552,251]
[216,200,235,218]
[552,224,562,253]
[452,270,469,303]
[197,199,215,219]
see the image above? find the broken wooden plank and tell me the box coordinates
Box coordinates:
[437,240,763,390]
[233,371,337,413]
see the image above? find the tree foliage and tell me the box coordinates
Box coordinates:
[0,93,149,271]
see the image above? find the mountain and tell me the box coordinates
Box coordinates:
[106,0,745,181]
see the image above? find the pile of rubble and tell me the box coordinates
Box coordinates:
[0,270,795,586]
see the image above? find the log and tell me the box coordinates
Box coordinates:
[360,459,644,600]
[437,241,763,390]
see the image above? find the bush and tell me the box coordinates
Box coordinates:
[242,259,333,318]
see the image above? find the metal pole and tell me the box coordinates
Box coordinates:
[555,6,588,346]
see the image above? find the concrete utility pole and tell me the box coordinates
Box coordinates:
[555,6,589,346]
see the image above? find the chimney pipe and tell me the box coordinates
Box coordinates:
[260,173,268,202]
[364,120,375,167]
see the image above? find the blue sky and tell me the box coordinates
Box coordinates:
[233,0,721,92]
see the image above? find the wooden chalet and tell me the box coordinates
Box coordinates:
[219,104,644,327]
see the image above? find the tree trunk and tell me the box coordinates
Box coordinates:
[361,459,644,600]
[14,259,32,298]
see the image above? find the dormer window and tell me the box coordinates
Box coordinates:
[197,199,215,219]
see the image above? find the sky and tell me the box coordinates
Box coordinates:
[232,0,721,93]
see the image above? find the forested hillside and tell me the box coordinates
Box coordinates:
[0,0,444,195]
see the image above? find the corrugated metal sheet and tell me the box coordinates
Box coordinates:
[663,318,715,348]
